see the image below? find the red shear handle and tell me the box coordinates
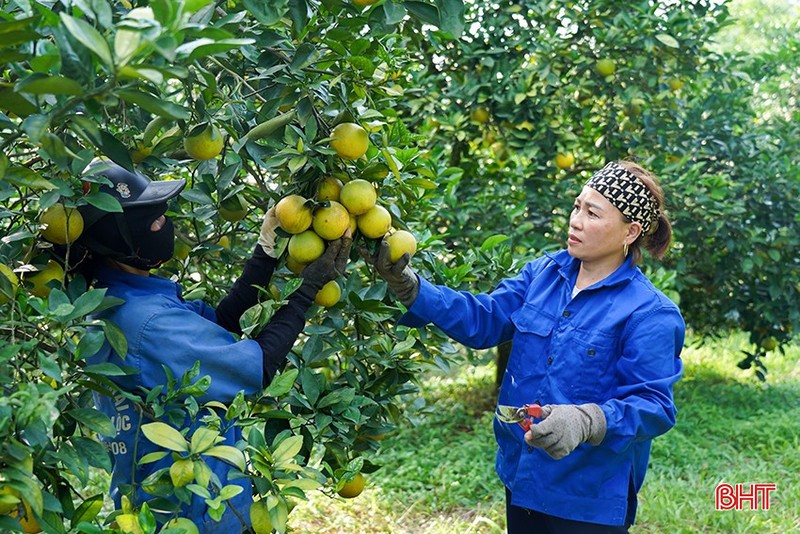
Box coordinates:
[516,404,543,431]
[524,404,543,418]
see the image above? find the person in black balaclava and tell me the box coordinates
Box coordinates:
[78,161,351,533]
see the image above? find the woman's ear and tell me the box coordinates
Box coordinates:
[626,221,643,245]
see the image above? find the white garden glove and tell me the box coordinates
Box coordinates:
[524,404,606,460]
[257,207,280,258]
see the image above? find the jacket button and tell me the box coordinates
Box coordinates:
[588,349,596,357]
[562,310,571,317]
[547,356,553,365]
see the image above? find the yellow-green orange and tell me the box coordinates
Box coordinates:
[330,122,369,160]
[0,485,21,515]
[174,240,191,261]
[339,179,377,215]
[358,205,391,239]
[285,255,307,275]
[337,472,366,499]
[555,152,575,169]
[26,260,64,298]
[386,230,417,263]
[470,107,490,123]
[317,176,343,201]
[353,0,379,7]
[288,231,325,263]
[0,264,19,305]
[183,123,224,161]
[40,204,84,245]
[312,201,350,240]
[219,195,247,222]
[315,280,341,307]
[275,195,313,234]
[596,58,616,77]
[164,518,200,534]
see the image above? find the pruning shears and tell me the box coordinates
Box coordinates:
[495,404,543,431]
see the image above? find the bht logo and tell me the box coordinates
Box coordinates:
[715,483,776,511]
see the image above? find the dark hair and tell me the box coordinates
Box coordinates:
[616,160,672,264]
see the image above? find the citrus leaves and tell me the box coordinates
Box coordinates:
[141,422,247,472]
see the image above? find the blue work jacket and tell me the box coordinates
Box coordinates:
[88,266,263,533]
[400,250,684,526]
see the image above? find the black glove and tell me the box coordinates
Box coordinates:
[297,230,353,296]
[361,239,419,307]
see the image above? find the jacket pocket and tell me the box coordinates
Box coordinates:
[507,305,556,379]
[564,330,617,402]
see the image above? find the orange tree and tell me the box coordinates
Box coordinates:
[0,0,465,532]
[392,0,799,378]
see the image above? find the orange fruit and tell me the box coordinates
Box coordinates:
[288,231,325,263]
[317,176,344,201]
[337,473,365,498]
[386,230,417,263]
[330,123,369,160]
[339,179,377,215]
[275,195,313,234]
[183,123,225,160]
[312,201,350,241]
[40,204,84,245]
[315,280,341,307]
[357,205,391,239]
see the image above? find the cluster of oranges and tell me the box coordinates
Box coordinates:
[274,176,417,307]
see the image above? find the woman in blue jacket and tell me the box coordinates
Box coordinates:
[366,161,684,533]
[76,162,351,533]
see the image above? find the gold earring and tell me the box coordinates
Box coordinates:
[623,242,629,257]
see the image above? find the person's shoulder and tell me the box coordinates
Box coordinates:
[524,248,572,273]
[628,270,682,316]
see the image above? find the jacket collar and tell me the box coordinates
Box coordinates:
[545,248,638,289]
[95,264,182,298]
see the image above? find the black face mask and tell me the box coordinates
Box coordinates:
[82,203,175,270]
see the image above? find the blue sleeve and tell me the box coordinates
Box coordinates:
[600,304,685,453]
[398,259,545,349]
[135,307,264,403]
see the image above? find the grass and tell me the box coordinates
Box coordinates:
[290,334,800,533]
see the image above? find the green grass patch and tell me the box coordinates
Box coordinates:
[291,335,800,533]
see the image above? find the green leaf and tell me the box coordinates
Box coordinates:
[190,426,221,454]
[0,87,38,117]
[203,445,246,471]
[115,89,190,120]
[16,74,84,95]
[272,435,303,465]
[3,165,56,190]
[480,234,510,252]
[101,319,128,358]
[655,33,680,48]
[60,13,113,68]
[218,484,244,501]
[76,331,106,360]
[263,368,298,397]
[67,408,116,437]
[82,362,131,376]
[71,494,105,527]
[316,387,355,410]
[404,1,440,27]
[83,191,124,214]
[435,0,465,37]
[176,38,256,61]
[141,422,189,452]
[65,289,107,320]
[242,0,289,25]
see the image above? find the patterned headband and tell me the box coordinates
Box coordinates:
[584,162,658,234]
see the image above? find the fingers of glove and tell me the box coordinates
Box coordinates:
[358,245,376,266]
[376,239,394,271]
[334,233,353,274]
[538,404,554,419]
[389,253,411,277]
